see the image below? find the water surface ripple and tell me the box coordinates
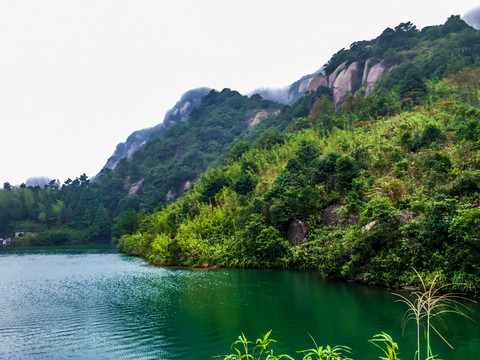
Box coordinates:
[0,245,479,359]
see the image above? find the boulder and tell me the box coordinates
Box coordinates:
[287,220,307,245]
[321,205,342,227]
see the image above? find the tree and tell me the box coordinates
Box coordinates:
[452,67,480,106]
[230,141,250,160]
[88,205,112,242]
[399,64,427,105]
[334,155,358,192]
[254,127,285,150]
[200,176,231,204]
[233,174,256,195]
[118,208,140,235]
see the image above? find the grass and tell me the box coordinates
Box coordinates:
[393,269,475,360]
[220,270,475,360]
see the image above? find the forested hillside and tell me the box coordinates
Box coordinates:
[2,15,480,295]
[0,89,281,243]
[117,16,480,294]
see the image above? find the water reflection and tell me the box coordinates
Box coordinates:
[0,246,478,359]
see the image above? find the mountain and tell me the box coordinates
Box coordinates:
[103,87,211,170]
[115,15,480,296]
[99,88,282,211]
[3,15,480,298]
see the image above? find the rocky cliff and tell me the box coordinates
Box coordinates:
[103,87,211,170]
[307,58,391,109]
[254,56,391,110]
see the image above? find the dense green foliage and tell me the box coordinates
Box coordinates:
[2,16,480,297]
[116,16,480,296]
[0,90,280,245]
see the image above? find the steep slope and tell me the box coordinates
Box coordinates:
[103,89,282,211]
[103,87,211,170]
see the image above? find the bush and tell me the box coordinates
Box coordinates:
[233,174,256,195]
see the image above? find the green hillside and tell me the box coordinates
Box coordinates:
[1,15,480,295]
[117,16,480,295]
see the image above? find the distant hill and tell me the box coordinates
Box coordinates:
[103,87,211,171]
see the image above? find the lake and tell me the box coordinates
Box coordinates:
[0,245,479,359]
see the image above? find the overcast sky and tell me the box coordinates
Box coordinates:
[1,1,478,186]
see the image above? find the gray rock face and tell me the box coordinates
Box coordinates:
[128,178,145,196]
[307,73,329,92]
[363,60,390,96]
[176,180,192,197]
[333,62,360,109]
[306,58,391,109]
[103,124,164,170]
[287,220,307,245]
[328,62,347,87]
[102,87,211,171]
[163,87,212,124]
[361,59,372,85]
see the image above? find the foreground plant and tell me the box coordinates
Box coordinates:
[393,269,474,360]
[298,334,352,360]
[218,331,352,360]
[219,330,294,360]
[369,332,399,360]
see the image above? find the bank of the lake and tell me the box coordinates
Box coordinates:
[1,245,479,360]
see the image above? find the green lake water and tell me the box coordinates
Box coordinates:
[0,245,479,359]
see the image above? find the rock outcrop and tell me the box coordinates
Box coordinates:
[328,62,347,88]
[287,220,307,245]
[176,180,192,196]
[332,62,361,109]
[307,73,328,92]
[247,109,279,130]
[102,87,211,171]
[362,60,390,96]
[306,58,392,110]
[128,178,145,196]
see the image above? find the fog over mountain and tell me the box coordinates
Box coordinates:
[25,176,51,187]
[464,5,480,29]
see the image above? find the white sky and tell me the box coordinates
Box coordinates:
[1,1,478,186]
